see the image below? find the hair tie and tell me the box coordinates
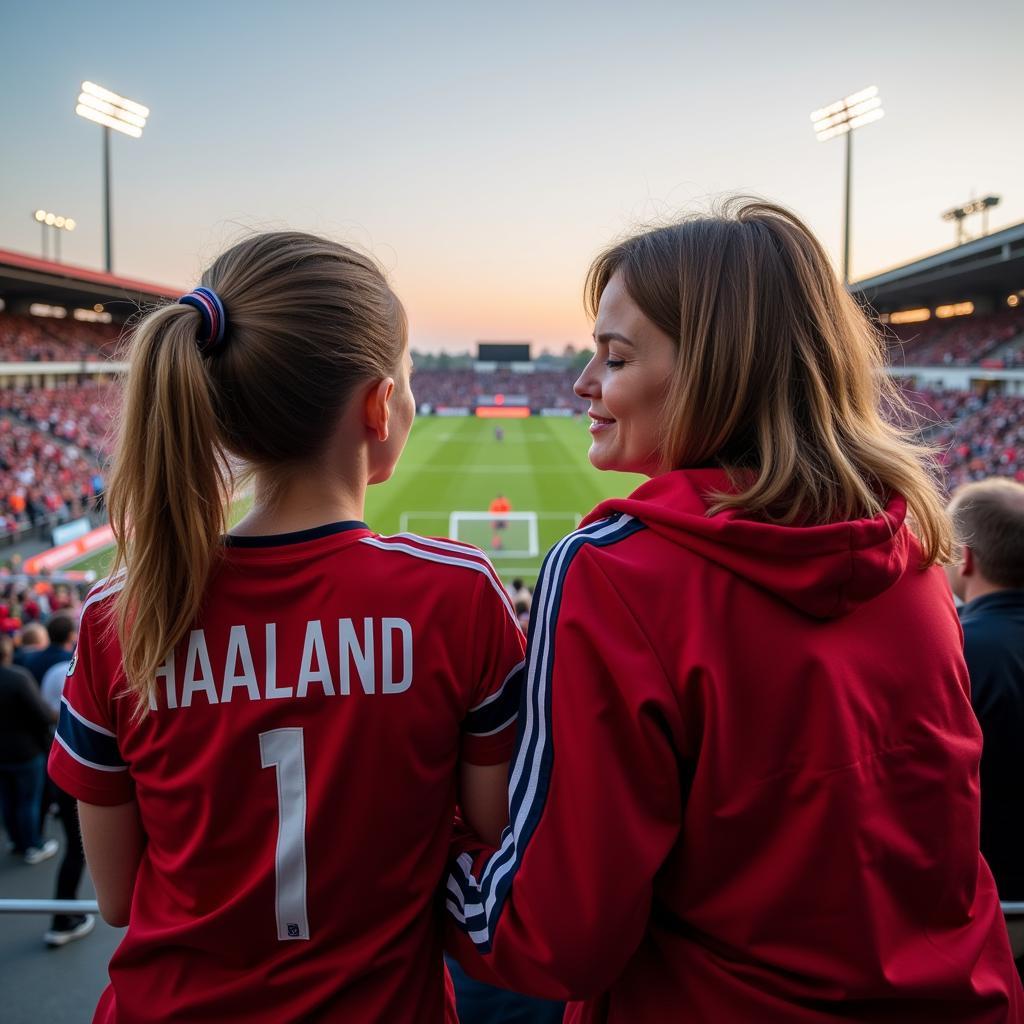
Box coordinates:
[178,287,229,355]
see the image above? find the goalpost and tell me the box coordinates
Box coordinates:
[397,510,583,560]
[447,511,540,559]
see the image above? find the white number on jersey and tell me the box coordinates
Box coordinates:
[259,728,310,941]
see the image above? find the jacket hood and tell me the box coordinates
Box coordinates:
[583,469,911,619]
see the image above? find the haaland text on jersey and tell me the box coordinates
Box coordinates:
[142,618,414,710]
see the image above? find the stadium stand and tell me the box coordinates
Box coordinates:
[0,418,103,536]
[412,367,586,412]
[934,392,1024,490]
[888,309,1024,367]
[0,312,120,363]
[0,382,117,458]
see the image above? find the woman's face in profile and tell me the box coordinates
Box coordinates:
[574,272,677,477]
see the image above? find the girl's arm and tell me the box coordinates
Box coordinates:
[459,760,510,848]
[79,799,146,927]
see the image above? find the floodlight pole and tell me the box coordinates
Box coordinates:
[103,125,112,273]
[41,223,48,261]
[811,86,883,288]
[76,83,149,274]
[843,130,852,285]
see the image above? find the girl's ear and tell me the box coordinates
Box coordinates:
[363,378,395,442]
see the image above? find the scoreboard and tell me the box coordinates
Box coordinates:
[477,342,530,362]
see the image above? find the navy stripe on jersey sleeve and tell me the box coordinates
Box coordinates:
[464,660,525,736]
[55,698,128,773]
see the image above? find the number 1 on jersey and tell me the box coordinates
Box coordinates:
[259,728,310,941]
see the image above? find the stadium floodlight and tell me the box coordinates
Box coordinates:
[32,208,77,262]
[75,81,149,273]
[810,86,885,285]
[942,195,1001,245]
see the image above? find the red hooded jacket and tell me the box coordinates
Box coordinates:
[446,468,1023,1022]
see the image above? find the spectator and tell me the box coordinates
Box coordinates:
[947,478,1024,967]
[445,200,1023,1019]
[13,621,48,669]
[47,231,524,1022]
[508,578,532,611]
[0,634,58,863]
[514,599,531,633]
[40,644,95,948]
[22,613,77,685]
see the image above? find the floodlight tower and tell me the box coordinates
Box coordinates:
[942,195,1001,245]
[32,209,77,262]
[810,86,885,285]
[74,81,149,273]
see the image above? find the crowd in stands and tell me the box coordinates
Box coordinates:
[0,381,113,536]
[887,309,1023,367]
[0,576,82,635]
[934,392,1024,491]
[0,382,117,457]
[889,385,1024,490]
[0,417,104,535]
[0,313,121,363]
[414,368,586,411]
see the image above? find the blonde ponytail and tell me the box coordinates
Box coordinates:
[105,231,405,713]
[107,303,231,711]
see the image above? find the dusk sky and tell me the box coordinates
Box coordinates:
[2,1,1022,353]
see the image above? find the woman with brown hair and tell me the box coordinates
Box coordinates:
[48,232,525,1022]
[446,199,1023,1021]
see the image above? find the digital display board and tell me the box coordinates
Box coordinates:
[477,343,530,362]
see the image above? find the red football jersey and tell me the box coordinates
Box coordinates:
[49,522,525,1024]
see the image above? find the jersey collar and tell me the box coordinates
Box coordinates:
[223,520,369,548]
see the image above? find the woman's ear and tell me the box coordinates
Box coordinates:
[363,378,395,442]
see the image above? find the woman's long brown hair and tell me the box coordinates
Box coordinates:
[585,198,952,565]
[106,232,406,713]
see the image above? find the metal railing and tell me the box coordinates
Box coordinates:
[0,898,100,914]
[1,897,1022,918]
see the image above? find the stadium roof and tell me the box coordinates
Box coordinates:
[0,248,179,321]
[851,221,1024,311]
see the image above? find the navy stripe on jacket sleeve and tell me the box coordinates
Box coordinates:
[446,513,645,951]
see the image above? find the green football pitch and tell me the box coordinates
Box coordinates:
[69,417,644,584]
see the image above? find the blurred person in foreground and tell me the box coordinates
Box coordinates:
[40,624,95,948]
[13,620,48,670]
[947,477,1024,968]
[23,612,77,685]
[446,199,1023,1021]
[0,634,57,863]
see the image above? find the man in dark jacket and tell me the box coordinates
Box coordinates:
[0,635,58,863]
[13,621,48,670]
[947,478,1024,966]
[21,614,77,686]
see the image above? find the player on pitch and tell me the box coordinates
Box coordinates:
[488,493,511,550]
[48,232,524,1023]
[446,200,1023,1021]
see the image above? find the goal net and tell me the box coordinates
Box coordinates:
[448,511,539,559]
